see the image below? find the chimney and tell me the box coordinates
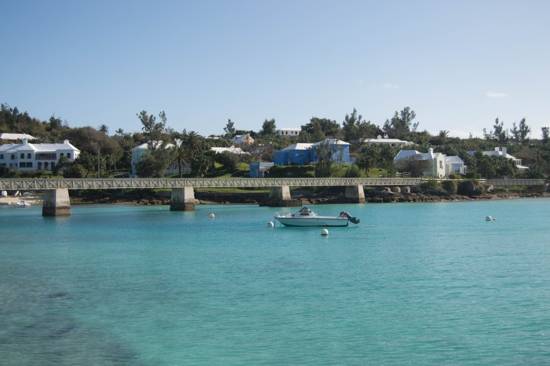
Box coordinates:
[63,139,70,144]
[22,138,28,144]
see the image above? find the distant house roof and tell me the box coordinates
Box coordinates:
[282,143,314,151]
[132,141,175,151]
[0,133,37,141]
[394,148,443,161]
[363,135,413,146]
[210,146,250,155]
[445,155,464,164]
[313,138,350,146]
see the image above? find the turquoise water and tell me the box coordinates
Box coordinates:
[1,199,550,365]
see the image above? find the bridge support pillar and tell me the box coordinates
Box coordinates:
[170,187,195,211]
[267,185,301,207]
[42,189,71,217]
[345,184,366,203]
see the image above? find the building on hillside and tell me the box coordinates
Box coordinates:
[131,141,190,177]
[362,135,413,148]
[232,134,255,145]
[474,147,529,171]
[276,128,301,137]
[393,148,447,178]
[0,138,79,172]
[0,133,37,142]
[273,138,351,165]
[249,161,275,177]
[445,155,467,176]
[210,146,250,155]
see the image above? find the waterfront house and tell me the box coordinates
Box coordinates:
[0,138,80,172]
[232,134,255,146]
[478,147,529,171]
[393,148,447,178]
[276,128,301,137]
[249,161,275,177]
[362,135,413,148]
[273,138,351,165]
[131,141,190,177]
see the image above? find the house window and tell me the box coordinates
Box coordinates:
[36,153,57,160]
[20,153,25,159]
[38,162,42,169]
[0,154,3,159]
[11,154,15,160]
[27,153,31,159]
[67,153,71,159]
[44,162,49,169]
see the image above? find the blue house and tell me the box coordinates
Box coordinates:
[273,139,351,165]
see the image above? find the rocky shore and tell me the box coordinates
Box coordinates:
[65,187,548,206]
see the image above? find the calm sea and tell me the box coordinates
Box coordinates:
[1,199,550,365]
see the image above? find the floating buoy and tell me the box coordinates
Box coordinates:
[267,221,275,228]
[208,212,216,219]
[321,228,329,236]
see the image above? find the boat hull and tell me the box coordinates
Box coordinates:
[275,216,349,227]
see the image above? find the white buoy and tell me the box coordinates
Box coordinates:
[208,212,216,219]
[267,221,275,228]
[321,228,329,236]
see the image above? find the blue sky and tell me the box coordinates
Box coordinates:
[2,0,550,137]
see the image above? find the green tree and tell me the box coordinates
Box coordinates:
[314,141,333,177]
[224,119,236,138]
[260,119,276,136]
[542,126,549,144]
[137,110,167,149]
[483,118,507,143]
[510,118,530,143]
[383,107,418,139]
[301,117,340,141]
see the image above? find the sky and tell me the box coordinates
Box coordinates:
[1,0,550,138]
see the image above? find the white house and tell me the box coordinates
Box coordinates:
[363,135,413,147]
[130,141,190,177]
[393,148,447,178]
[0,133,37,141]
[276,128,301,137]
[480,147,529,171]
[0,139,80,172]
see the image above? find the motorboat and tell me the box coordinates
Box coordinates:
[14,200,31,208]
[274,207,360,227]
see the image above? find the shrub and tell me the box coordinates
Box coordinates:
[267,165,316,177]
[420,180,441,192]
[344,164,363,177]
[441,180,457,194]
[457,180,484,196]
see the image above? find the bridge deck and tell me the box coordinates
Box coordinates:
[0,178,545,190]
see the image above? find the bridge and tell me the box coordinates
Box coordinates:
[0,177,546,216]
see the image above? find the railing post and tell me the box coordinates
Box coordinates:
[42,189,71,217]
[170,187,195,211]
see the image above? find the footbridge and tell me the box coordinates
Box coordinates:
[0,177,546,216]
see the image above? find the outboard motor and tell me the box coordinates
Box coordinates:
[339,211,360,224]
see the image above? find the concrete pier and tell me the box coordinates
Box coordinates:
[266,185,301,207]
[42,189,71,216]
[344,184,366,203]
[170,187,196,211]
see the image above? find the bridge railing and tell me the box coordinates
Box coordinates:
[0,177,546,191]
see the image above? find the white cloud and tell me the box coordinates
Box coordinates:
[382,82,400,89]
[485,91,508,98]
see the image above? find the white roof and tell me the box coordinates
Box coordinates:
[282,143,314,151]
[394,149,443,161]
[363,136,413,145]
[0,140,79,153]
[0,133,36,141]
[210,146,250,155]
[445,155,464,164]
[313,138,349,146]
[277,128,301,131]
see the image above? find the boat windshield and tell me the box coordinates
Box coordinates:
[298,207,313,216]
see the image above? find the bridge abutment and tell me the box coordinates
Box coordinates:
[266,185,301,207]
[344,184,366,203]
[170,187,196,211]
[42,189,71,217]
